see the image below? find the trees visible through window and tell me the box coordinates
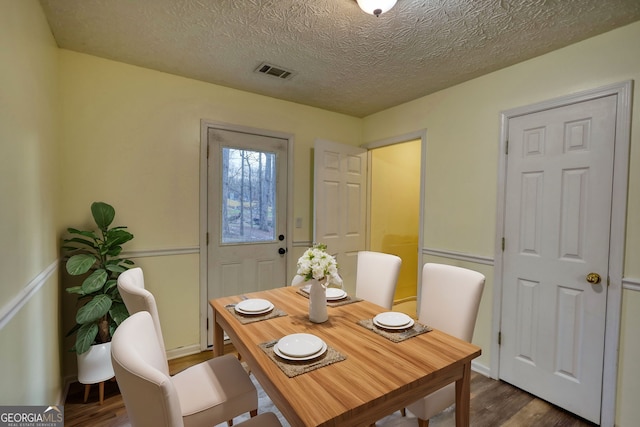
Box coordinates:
[221,147,276,243]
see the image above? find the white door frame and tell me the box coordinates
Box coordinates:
[361,129,428,304]
[199,119,294,350]
[492,81,632,427]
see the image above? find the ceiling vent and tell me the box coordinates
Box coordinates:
[255,62,294,80]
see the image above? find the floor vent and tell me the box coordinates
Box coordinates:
[255,62,294,80]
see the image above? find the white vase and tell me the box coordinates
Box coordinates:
[308,279,328,323]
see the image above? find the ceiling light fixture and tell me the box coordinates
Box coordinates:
[357,0,397,17]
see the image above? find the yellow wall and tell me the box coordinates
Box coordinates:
[0,0,61,404]
[363,21,640,427]
[57,50,362,374]
[370,140,421,300]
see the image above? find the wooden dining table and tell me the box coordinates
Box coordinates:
[210,286,481,427]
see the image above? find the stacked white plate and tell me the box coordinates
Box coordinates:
[234,298,274,315]
[274,333,327,361]
[326,288,347,301]
[373,312,415,330]
[301,285,347,301]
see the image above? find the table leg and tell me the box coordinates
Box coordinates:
[455,362,471,427]
[213,308,224,357]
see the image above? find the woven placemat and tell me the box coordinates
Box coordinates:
[226,306,288,324]
[259,339,347,378]
[295,288,364,307]
[357,319,432,343]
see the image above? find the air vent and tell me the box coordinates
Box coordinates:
[255,62,294,80]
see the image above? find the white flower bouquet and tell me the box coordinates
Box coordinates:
[296,243,343,288]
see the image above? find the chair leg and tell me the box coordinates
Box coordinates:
[227,420,233,426]
[418,418,430,427]
[250,409,258,417]
[401,408,406,416]
[83,384,90,403]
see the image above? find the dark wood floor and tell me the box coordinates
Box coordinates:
[64,349,597,427]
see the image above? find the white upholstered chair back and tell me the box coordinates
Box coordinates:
[418,263,485,341]
[405,263,485,426]
[290,274,306,286]
[111,311,184,427]
[116,268,260,427]
[117,267,168,368]
[355,251,402,310]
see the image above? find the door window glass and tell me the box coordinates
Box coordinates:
[221,147,276,244]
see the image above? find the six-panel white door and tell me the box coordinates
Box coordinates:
[499,95,617,423]
[313,139,367,295]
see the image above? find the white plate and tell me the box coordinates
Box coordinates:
[235,298,272,312]
[274,342,328,361]
[326,288,347,301]
[277,333,324,358]
[373,318,415,330]
[235,299,274,315]
[373,312,413,328]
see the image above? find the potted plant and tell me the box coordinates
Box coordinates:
[63,201,134,390]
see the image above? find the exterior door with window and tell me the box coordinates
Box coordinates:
[207,127,288,345]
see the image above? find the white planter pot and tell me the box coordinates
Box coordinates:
[77,342,115,384]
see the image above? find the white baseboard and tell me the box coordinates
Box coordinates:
[166,344,204,360]
[471,360,491,378]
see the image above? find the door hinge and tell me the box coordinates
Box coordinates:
[206,318,209,331]
[505,140,509,155]
[502,237,505,251]
[607,276,610,287]
[498,331,502,346]
[206,143,210,159]
[206,232,209,245]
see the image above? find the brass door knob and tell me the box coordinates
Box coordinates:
[586,273,601,284]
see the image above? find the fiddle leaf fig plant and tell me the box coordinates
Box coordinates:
[63,201,134,354]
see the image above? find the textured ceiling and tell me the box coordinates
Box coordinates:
[39,0,640,117]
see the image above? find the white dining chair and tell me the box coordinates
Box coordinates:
[355,251,402,309]
[404,263,485,427]
[117,268,258,427]
[290,274,306,286]
[111,311,280,427]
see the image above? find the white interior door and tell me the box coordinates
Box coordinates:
[207,128,288,345]
[313,139,367,295]
[499,95,617,423]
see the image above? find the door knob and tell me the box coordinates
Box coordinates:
[586,272,601,284]
[278,247,287,255]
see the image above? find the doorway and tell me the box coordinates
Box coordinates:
[369,140,421,303]
[314,132,426,302]
[493,81,631,426]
